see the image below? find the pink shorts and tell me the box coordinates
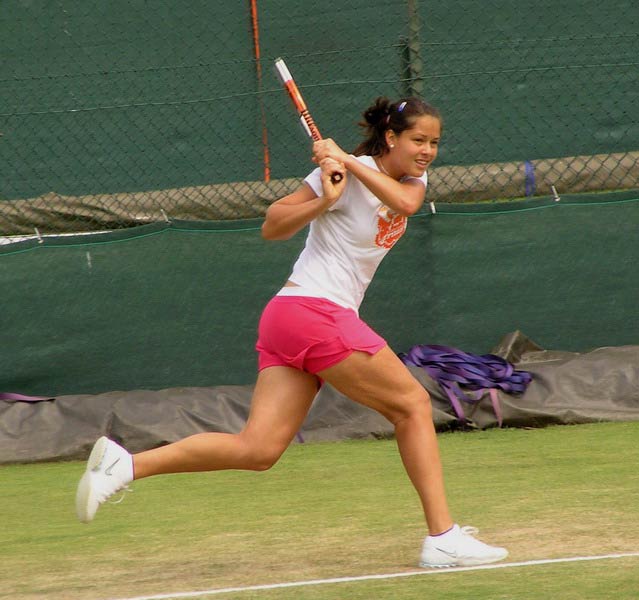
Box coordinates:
[256,295,387,374]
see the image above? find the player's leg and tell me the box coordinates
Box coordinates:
[318,346,452,533]
[133,366,318,476]
[318,346,508,567]
[76,366,318,522]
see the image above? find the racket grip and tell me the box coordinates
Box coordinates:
[331,172,343,184]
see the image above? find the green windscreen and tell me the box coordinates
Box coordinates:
[2,191,637,396]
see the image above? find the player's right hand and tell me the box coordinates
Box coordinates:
[319,158,346,204]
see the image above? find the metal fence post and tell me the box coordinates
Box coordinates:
[406,0,424,97]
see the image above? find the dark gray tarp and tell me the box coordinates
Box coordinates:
[2,332,638,464]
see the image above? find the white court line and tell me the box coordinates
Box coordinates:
[109,552,639,600]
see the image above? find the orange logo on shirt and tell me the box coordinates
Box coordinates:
[375,207,407,249]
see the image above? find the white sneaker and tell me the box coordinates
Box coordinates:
[75,436,134,523]
[420,524,508,568]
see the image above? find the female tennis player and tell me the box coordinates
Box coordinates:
[76,96,508,568]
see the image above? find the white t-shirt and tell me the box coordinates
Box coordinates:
[283,155,428,313]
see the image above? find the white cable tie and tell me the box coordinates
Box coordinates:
[34,227,43,244]
[429,201,437,214]
[551,185,561,202]
[160,209,171,223]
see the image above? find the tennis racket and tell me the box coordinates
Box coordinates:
[274,57,343,183]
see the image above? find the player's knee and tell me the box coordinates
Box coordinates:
[241,440,286,472]
[250,450,284,471]
[388,388,432,425]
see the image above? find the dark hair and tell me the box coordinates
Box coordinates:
[352,96,442,157]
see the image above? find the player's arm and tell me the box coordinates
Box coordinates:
[342,157,425,216]
[262,158,346,241]
[312,139,425,216]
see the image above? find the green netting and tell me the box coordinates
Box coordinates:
[1,1,637,233]
[3,192,638,396]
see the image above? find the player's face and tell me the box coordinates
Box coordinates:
[391,115,441,177]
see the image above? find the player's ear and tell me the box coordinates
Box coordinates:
[385,130,396,150]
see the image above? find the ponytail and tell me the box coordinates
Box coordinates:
[353,96,442,157]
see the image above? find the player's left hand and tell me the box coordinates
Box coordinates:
[312,139,350,165]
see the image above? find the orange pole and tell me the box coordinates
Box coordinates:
[250,0,271,182]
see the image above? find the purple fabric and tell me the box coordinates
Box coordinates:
[0,392,53,402]
[399,344,532,426]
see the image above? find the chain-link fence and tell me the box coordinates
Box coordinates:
[1,0,638,234]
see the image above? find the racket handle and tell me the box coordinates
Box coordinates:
[299,114,343,184]
[300,110,322,142]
